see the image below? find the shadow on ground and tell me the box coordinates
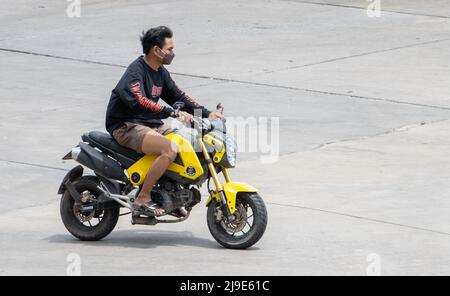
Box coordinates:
[45,229,260,251]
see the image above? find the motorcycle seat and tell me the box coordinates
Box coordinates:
[82,131,144,168]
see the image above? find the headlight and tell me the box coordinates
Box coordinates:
[225,135,237,167]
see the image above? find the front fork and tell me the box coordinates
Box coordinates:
[199,140,235,220]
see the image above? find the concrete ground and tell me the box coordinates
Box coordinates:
[0,0,449,275]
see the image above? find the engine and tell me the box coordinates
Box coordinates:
[152,180,201,213]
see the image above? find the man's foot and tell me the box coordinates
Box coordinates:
[140,202,166,216]
[134,194,165,216]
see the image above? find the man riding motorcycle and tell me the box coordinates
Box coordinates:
[105,26,224,216]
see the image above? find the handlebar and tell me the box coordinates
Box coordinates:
[170,101,185,118]
[169,101,225,132]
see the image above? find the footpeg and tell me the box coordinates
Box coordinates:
[131,215,158,225]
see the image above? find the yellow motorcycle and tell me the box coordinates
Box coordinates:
[58,102,267,249]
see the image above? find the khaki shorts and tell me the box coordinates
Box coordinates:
[112,122,174,154]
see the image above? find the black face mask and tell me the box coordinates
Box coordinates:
[158,48,175,65]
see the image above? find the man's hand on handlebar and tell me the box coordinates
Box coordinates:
[177,111,193,123]
[208,111,225,121]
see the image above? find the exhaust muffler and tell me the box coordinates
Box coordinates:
[72,142,127,182]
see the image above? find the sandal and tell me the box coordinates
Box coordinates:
[134,202,165,217]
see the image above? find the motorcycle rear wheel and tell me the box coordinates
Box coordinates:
[207,192,268,249]
[60,176,119,241]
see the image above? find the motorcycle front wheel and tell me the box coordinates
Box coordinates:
[207,192,268,249]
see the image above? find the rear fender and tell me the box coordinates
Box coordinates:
[57,165,83,194]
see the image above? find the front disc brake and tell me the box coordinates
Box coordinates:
[219,203,248,233]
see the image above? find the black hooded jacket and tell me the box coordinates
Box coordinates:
[105,56,211,134]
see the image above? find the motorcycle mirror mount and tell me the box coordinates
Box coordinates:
[216,102,224,114]
[173,101,185,111]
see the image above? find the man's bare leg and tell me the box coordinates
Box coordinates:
[135,130,177,215]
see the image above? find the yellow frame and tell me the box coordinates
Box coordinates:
[125,132,258,215]
[126,133,204,186]
[203,134,226,164]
